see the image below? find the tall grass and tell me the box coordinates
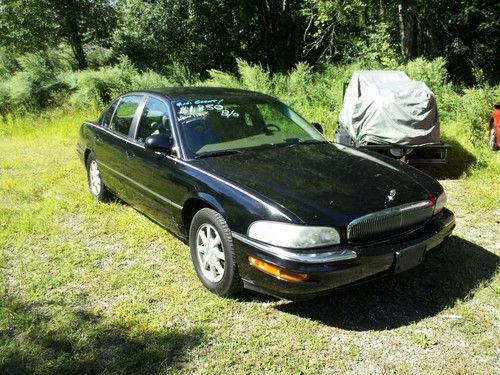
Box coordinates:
[0,106,98,139]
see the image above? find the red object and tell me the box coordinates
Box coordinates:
[489,109,500,148]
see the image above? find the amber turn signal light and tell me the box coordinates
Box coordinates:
[248,256,309,283]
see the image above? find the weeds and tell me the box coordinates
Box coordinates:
[412,332,438,349]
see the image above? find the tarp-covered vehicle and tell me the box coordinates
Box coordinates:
[334,70,450,163]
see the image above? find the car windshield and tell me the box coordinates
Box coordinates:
[173,96,326,158]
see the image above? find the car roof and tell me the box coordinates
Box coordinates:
[127,87,274,101]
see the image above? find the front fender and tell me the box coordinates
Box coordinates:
[180,171,301,235]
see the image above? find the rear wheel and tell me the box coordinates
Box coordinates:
[189,208,243,296]
[489,128,497,151]
[86,153,112,201]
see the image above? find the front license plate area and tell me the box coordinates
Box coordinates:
[394,244,426,274]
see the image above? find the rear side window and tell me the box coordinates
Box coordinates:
[109,95,142,136]
[100,100,118,128]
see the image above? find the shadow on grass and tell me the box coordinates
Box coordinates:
[275,236,499,330]
[415,138,479,179]
[234,290,280,303]
[0,301,204,374]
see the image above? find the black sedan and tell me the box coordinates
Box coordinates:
[77,87,455,300]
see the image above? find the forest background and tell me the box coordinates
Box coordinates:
[0,0,498,113]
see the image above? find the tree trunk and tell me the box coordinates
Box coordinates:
[258,0,271,69]
[64,0,87,69]
[398,1,417,59]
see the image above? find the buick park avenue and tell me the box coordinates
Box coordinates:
[77,88,455,300]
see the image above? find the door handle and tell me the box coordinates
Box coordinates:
[126,150,135,159]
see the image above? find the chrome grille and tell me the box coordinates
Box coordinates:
[347,201,434,243]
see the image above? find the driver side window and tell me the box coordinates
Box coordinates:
[135,97,171,144]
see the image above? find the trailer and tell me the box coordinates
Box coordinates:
[334,70,450,164]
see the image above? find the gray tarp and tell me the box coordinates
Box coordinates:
[338,70,440,146]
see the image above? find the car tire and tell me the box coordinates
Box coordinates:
[489,128,497,151]
[86,152,112,201]
[189,208,243,296]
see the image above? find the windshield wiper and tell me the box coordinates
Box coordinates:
[194,149,244,159]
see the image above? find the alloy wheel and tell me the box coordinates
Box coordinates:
[89,160,102,196]
[196,223,225,283]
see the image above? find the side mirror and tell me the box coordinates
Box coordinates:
[145,134,173,153]
[312,122,323,134]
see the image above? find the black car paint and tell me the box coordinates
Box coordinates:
[192,142,441,227]
[77,87,454,299]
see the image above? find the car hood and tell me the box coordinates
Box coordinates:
[192,142,441,226]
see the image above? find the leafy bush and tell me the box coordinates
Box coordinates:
[453,87,495,144]
[130,70,172,91]
[237,60,274,94]
[275,62,314,104]
[205,58,494,140]
[205,68,241,88]
[85,45,116,69]
[0,51,71,113]
[0,81,10,116]
[206,60,339,132]
[207,59,274,94]
[67,57,137,106]
[275,62,339,134]
[0,48,19,78]
[67,57,182,107]
[163,62,198,86]
[402,57,450,94]
[353,23,400,69]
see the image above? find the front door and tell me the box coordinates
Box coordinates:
[123,96,184,232]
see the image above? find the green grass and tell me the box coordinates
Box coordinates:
[0,110,498,374]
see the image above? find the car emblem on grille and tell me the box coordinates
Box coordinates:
[387,189,397,202]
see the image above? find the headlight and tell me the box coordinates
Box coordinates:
[247,221,341,248]
[434,192,447,213]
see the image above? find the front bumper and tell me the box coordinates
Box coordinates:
[232,208,455,300]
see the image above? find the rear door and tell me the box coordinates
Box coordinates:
[92,94,144,199]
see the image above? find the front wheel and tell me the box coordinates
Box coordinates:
[189,208,243,296]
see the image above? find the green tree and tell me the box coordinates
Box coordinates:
[112,0,306,75]
[0,0,497,84]
[0,0,115,69]
[301,0,499,84]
